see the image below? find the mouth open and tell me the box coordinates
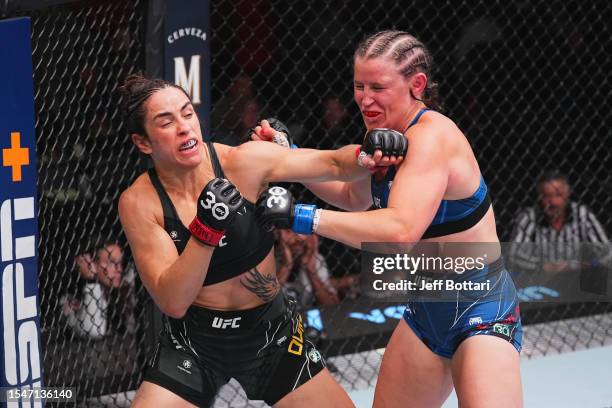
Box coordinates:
[179,139,197,151]
[363,111,381,118]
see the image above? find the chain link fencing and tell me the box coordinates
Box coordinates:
[2,0,611,406]
[2,0,151,406]
[210,3,611,405]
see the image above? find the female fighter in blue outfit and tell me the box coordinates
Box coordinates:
[255,30,523,408]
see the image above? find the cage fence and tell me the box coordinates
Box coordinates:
[2,0,610,406]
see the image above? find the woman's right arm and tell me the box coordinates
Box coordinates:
[118,188,214,318]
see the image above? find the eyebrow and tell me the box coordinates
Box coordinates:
[153,101,192,121]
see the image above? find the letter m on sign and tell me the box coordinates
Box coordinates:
[174,55,201,104]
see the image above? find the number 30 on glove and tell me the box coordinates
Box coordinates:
[189,178,245,246]
[255,186,319,235]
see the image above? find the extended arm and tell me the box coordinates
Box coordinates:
[242,119,404,210]
[230,141,369,185]
[256,127,449,248]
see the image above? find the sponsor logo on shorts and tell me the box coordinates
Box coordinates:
[276,335,287,346]
[307,349,322,363]
[288,314,304,356]
[373,196,381,208]
[493,323,513,338]
[170,230,178,240]
[211,316,241,329]
[178,359,193,374]
[469,316,483,325]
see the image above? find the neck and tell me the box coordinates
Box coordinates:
[154,150,211,198]
[402,102,427,133]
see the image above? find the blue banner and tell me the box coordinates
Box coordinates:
[0,16,44,403]
[164,0,210,139]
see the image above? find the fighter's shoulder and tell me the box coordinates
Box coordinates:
[221,140,284,167]
[406,111,462,144]
[118,172,161,218]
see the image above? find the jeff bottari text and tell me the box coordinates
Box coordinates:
[372,279,490,291]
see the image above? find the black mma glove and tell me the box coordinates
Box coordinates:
[189,178,245,246]
[255,186,318,235]
[361,128,408,157]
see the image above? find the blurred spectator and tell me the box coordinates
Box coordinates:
[61,241,128,339]
[211,75,260,146]
[453,17,502,62]
[275,230,340,309]
[510,170,610,277]
[232,0,275,75]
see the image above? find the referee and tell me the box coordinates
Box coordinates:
[510,170,610,274]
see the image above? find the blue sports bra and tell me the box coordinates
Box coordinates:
[370,109,491,239]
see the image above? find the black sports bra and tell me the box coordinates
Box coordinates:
[148,142,274,286]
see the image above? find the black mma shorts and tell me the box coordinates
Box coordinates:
[143,294,326,407]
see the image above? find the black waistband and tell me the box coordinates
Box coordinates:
[180,294,289,333]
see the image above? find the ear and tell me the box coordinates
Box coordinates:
[131,133,152,154]
[411,72,428,98]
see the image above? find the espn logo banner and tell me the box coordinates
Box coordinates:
[0,17,44,406]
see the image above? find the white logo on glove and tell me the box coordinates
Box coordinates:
[272,132,290,148]
[201,191,229,220]
[266,186,287,209]
[357,150,371,168]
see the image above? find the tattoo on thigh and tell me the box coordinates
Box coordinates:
[240,267,279,302]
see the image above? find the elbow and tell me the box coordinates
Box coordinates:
[390,232,412,243]
[389,227,421,243]
[164,307,187,319]
[384,209,422,242]
[159,301,188,319]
